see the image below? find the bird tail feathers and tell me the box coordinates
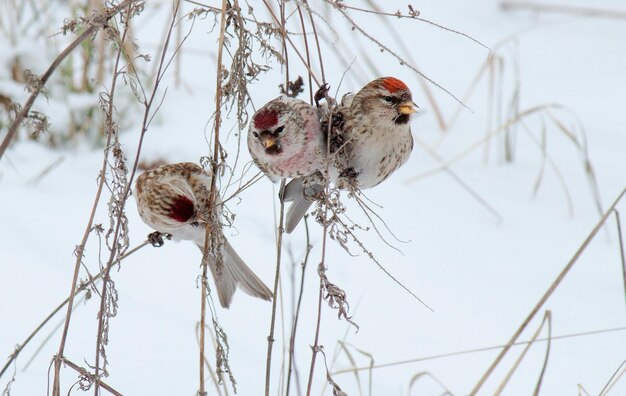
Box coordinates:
[195,237,273,308]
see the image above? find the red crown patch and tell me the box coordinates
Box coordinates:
[253,109,279,130]
[381,77,408,93]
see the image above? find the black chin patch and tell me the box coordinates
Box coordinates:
[265,144,282,155]
[394,114,410,125]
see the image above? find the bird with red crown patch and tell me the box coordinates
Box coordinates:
[248,96,325,182]
[134,162,273,308]
[334,76,417,188]
[282,77,418,233]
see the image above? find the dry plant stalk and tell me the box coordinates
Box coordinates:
[330,325,626,376]
[471,186,626,394]
[199,0,229,393]
[501,1,626,19]
[264,2,291,395]
[407,371,454,395]
[51,2,142,394]
[55,357,122,396]
[493,310,552,395]
[599,360,626,395]
[614,210,626,308]
[285,216,312,396]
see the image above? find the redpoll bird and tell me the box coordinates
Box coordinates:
[248,96,325,181]
[283,77,418,232]
[134,162,273,308]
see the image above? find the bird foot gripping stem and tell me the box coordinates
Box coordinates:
[148,231,171,247]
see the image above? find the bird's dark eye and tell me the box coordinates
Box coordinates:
[275,126,285,134]
[384,96,393,103]
[253,131,259,138]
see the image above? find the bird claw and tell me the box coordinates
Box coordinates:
[314,83,331,107]
[337,168,359,190]
[148,231,171,247]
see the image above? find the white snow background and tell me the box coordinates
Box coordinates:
[1,0,625,395]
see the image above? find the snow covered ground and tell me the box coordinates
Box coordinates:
[1,0,625,395]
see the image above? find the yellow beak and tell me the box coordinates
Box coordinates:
[398,101,418,115]
[262,136,277,149]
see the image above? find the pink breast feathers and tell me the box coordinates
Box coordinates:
[254,109,279,130]
[169,195,195,223]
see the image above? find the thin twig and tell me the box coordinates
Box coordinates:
[264,2,290,394]
[305,281,325,395]
[330,209,433,311]
[264,179,286,396]
[614,210,626,309]
[493,310,552,395]
[599,360,626,396]
[326,0,469,110]
[305,80,336,396]
[198,1,229,394]
[58,357,123,396]
[331,325,626,375]
[286,216,312,395]
[51,4,138,393]
[93,3,137,390]
[302,0,326,84]
[262,0,322,87]
[338,1,490,50]
[501,1,626,19]
[413,136,502,224]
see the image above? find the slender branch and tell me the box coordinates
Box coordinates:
[264,179,287,396]
[0,0,138,162]
[93,4,136,391]
[264,2,291,394]
[326,0,469,110]
[305,285,324,395]
[413,136,502,224]
[286,216,311,395]
[501,1,626,19]
[335,1,489,50]
[302,0,326,84]
[51,3,139,393]
[58,357,123,396]
[331,325,626,375]
[599,359,626,396]
[306,92,336,396]
[262,0,322,87]
[199,264,208,396]
[198,1,229,394]
[470,186,626,395]
[493,311,552,395]
[614,210,626,309]
[295,4,313,104]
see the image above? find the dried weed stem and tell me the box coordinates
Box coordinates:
[198,0,229,393]
[51,3,139,394]
[471,186,626,394]
[285,216,312,395]
[265,2,291,394]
